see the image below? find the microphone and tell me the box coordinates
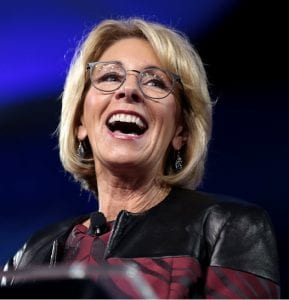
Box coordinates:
[87,211,109,236]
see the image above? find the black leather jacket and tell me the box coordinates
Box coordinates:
[1,188,280,298]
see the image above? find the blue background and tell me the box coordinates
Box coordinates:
[0,0,288,297]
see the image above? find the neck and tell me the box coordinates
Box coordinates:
[95,168,170,221]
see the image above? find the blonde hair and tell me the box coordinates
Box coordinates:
[59,18,212,193]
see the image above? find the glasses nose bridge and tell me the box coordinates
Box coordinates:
[126,69,140,79]
[123,69,141,88]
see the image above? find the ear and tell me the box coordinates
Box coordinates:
[171,125,187,150]
[77,115,88,141]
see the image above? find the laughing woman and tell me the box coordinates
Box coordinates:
[2,19,280,298]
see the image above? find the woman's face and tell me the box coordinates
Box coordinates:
[78,38,184,176]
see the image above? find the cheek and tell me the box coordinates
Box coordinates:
[161,97,179,129]
[82,89,106,126]
[83,88,98,111]
[172,95,182,123]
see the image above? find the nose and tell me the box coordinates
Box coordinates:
[115,71,143,102]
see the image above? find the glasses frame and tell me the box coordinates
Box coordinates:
[86,61,182,100]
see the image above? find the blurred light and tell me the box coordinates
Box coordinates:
[0,0,239,105]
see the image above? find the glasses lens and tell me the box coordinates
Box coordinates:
[140,68,174,99]
[91,63,125,92]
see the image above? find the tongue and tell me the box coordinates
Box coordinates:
[109,121,145,135]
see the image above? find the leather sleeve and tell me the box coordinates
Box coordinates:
[1,214,89,287]
[205,201,280,284]
[1,243,27,286]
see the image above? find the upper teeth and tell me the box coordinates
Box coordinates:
[108,113,146,128]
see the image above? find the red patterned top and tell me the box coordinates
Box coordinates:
[63,224,279,299]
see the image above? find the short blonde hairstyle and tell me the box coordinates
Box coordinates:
[59,18,212,194]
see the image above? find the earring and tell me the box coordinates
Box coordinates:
[175,150,183,171]
[77,141,85,158]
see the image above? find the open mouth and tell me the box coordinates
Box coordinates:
[106,113,148,136]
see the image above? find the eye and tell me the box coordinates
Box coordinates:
[148,78,167,89]
[95,72,124,83]
[141,71,170,91]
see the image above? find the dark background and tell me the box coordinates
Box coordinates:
[0,0,288,297]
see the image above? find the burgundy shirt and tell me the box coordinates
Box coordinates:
[63,224,279,299]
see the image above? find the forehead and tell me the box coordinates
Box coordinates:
[98,38,163,69]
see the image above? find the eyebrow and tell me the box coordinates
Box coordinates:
[102,60,162,70]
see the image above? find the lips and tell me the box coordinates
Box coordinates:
[106,112,148,136]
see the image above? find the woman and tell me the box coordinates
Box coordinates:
[2,18,280,298]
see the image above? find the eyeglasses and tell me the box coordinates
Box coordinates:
[86,61,181,99]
